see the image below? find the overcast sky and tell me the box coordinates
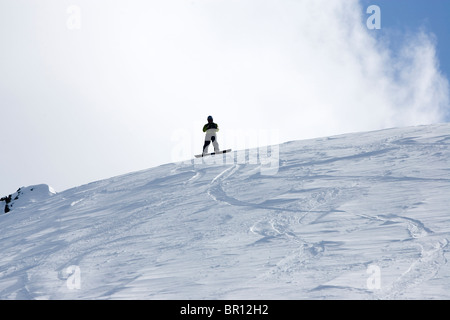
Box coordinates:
[1,0,449,195]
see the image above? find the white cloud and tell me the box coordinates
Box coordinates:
[167,0,449,140]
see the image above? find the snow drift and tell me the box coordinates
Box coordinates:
[0,124,449,299]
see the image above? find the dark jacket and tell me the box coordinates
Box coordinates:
[203,122,219,132]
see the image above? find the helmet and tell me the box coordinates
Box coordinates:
[207,115,213,122]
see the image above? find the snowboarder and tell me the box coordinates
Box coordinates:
[202,115,220,155]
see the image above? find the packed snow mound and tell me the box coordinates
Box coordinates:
[1,184,56,213]
[0,123,449,299]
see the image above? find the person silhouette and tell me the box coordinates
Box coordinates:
[202,115,220,155]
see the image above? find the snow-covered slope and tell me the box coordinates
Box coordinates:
[0,124,449,299]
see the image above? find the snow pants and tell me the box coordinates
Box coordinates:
[203,129,219,154]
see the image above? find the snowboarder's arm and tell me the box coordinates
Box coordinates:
[203,123,219,132]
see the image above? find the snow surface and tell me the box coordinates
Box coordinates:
[0,124,449,299]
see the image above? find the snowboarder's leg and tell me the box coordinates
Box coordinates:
[203,140,211,154]
[211,136,219,152]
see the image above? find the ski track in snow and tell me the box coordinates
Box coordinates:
[1,124,450,299]
[202,125,450,299]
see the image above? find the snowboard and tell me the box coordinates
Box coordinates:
[195,149,232,158]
